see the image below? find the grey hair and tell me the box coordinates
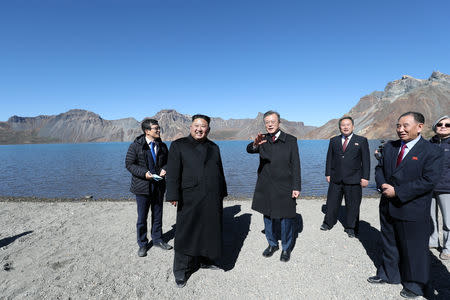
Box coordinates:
[263,110,280,122]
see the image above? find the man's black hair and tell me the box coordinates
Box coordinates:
[141,118,159,133]
[192,114,211,125]
[338,116,354,126]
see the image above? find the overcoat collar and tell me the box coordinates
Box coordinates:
[267,130,287,144]
[187,134,212,165]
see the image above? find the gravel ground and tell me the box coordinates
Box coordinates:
[1,198,449,299]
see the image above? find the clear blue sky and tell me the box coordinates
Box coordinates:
[1,0,449,126]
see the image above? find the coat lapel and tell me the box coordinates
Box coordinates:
[393,137,425,174]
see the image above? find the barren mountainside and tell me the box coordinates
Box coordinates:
[1,109,315,144]
[305,71,450,140]
[2,71,448,144]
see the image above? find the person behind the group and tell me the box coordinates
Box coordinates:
[429,115,450,260]
[166,114,227,288]
[125,118,173,257]
[367,112,443,299]
[247,110,301,262]
[320,116,370,238]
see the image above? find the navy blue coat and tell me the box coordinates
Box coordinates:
[125,134,168,196]
[429,135,450,193]
[375,137,443,221]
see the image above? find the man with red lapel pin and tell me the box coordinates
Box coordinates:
[367,112,443,299]
[320,116,370,238]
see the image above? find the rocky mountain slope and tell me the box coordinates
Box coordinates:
[1,109,315,144]
[305,71,450,140]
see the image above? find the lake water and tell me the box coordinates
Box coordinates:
[0,140,382,199]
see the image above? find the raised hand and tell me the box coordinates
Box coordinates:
[253,133,267,147]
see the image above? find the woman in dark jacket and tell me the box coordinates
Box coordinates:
[429,115,450,260]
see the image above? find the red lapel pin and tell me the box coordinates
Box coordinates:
[412,156,418,160]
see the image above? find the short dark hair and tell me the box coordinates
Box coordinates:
[141,118,159,132]
[263,110,280,122]
[192,114,211,125]
[398,112,425,124]
[339,116,354,126]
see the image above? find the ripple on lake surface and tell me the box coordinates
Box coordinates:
[0,140,381,198]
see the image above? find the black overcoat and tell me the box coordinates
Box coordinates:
[247,131,301,219]
[165,135,227,260]
[125,134,168,197]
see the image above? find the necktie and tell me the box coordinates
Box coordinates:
[396,144,407,167]
[342,137,349,152]
[149,142,157,164]
[272,135,276,142]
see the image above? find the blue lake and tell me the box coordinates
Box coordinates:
[0,140,382,198]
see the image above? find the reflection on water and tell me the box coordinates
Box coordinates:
[0,140,381,198]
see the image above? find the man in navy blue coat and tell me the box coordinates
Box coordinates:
[125,118,173,257]
[367,112,443,299]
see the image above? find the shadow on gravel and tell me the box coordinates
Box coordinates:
[0,231,33,248]
[356,221,382,268]
[147,225,176,249]
[430,252,450,300]
[219,205,251,271]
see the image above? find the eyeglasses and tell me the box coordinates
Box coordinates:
[150,126,161,131]
[436,123,450,128]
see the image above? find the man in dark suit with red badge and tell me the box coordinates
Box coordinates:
[367,112,443,299]
[321,116,370,238]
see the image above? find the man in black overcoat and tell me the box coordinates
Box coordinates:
[125,118,173,257]
[367,112,443,299]
[166,114,227,288]
[320,116,370,238]
[247,110,301,262]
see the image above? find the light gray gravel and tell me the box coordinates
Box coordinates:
[1,198,449,299]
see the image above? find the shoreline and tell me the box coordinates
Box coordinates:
[0,194,381,202]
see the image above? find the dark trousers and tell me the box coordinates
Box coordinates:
[173,251,214,280]
[376,202,430,296]
[136,193,163,247]
[324,181,362,231]
[263,215,295,251]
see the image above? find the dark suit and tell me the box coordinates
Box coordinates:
[324,134,370,232]
[247,131,301,251]
[125,134,168,247]
[166,135,227,280]
[375,137,443,295]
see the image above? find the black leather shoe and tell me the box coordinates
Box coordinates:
[200,263,221,270]
[345,229,356,238]
[175,278,186,288]
[262,245,279,257]
[400,288,419,299]
[137,245,148,257]
[154,241,173,250]
[280,250,290,262]
[320,223,331,231]
[367,276,387,284]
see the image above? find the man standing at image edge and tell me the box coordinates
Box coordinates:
[125,118,173,257]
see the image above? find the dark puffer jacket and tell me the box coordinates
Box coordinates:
[430,135,450,193]
[125,134,168,195]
